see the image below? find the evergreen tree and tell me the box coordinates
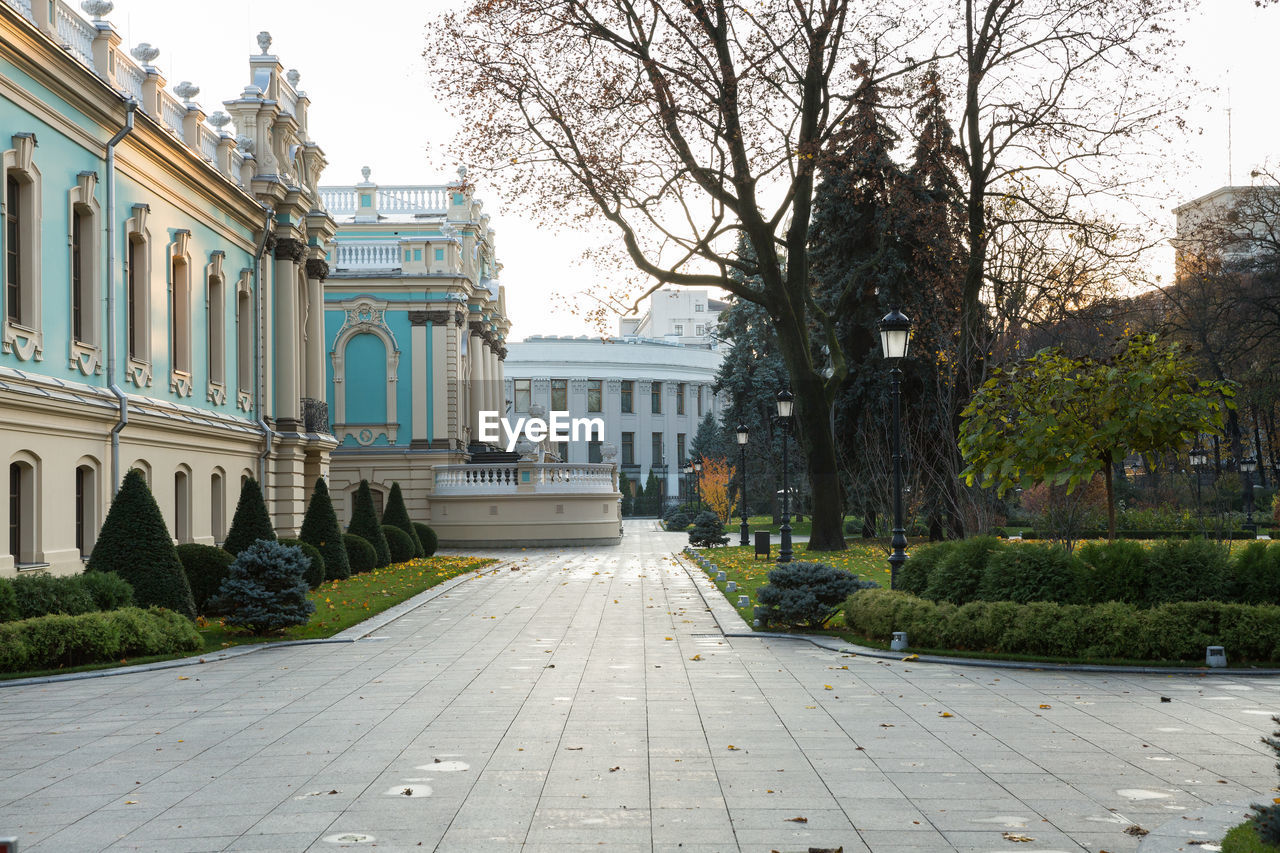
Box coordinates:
[382,482,424,557]
[348,480,391,567]
[642,469,662,516]
[618,470,633,516]
[212,540,315,633]
[223,477,276,556]
[689,412,724,462]
[299,478,351,580]
[87,469,197,621]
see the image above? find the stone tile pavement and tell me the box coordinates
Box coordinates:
[0,520,1277,852]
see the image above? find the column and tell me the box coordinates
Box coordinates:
[272,237,304,431]
[410,312,429,446]
[429,312,451,447]
[488,343,502,414]
[303,259,326,402]
[468,322,485,444]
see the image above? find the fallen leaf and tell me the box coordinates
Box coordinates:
[824,685,833,690]
[1039,704,1051,709]
[727,745,740,750]
[879,723,895,728]
[902,654,918,661]
[665,637,674,641]
[566,747,583,751]
[177,676,189,681]
[690,655,702,661]
[124,800,137,805]
[1002,832,1034,842]
[609,766,620,772]
[785,816,808,823]
[1122,825,1148,837]
[402,787,414,796]
[939,712,954,718]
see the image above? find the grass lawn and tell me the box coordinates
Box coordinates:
[1,554,495,682]
[1223,819,1278,852]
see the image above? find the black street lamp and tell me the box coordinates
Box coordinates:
[693,456,703,511]
[737,423,750,546]
[1242,454,1258,537]
[776,389,794,564]
[681,461,692,506]
[878,307,912,590]
[1190,445,1207,531]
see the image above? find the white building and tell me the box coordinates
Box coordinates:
[618,288,727,348]
[504,335,725,503]
[1173,184,1280,269]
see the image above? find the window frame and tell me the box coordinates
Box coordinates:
[2,133,43,362]
[513,378,531,413]
[620,380,633,414]
[651,381,662,414]
[587,378,602,413]
[551,378,568,411]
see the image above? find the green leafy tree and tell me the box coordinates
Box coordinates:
[87,469,196,621]
[347,480,390,567]
[382,483,424,557]
[223,477,275,556]
[299,478,351,581]
[959,335,1233,539]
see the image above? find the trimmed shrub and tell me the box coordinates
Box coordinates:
[223,476,276,556]
[1146,538,1230,605]
[1231,542,1280,605]
[923,536,1000,604]
[211,540,316,634]
[1077,540,1152,606]
[688,511,729,547]
[300,478,352,581]
[898,541,955,597]
[756,562,870,629]
[86,469,197,621]
[176,544,235,615]
[382,525,415,564]
[344,533,376,574]
[977,543,1086,604]
[348,480,390,567]
[0,580,18,622]
[0,606,202,673]
[78,571,134,612]
[382,483,424,557]
[413,523,439,557]
[11,573,95,619]
[279,538,326,589]
[665,511,694,532]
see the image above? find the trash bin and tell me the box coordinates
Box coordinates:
[754,531,770,560]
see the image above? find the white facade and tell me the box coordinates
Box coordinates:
[618,288,727,348]
[504,336,725,501]
[1173,184,1280,268]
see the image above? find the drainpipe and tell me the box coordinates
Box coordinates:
[106,98,137,496]
[254,207,274,483]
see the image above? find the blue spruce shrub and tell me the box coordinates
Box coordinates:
[211,540,316,634]
[688,511,729,547]
[756,562,868,629]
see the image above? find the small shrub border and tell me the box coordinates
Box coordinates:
[845,588,1280,663]
[0,607,202,673]
[0,572,134,623]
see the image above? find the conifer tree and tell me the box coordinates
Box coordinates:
[299,478,351,580]
[348,480,390,567]
[87,469,197,621]
[223,476,276,556]
[382,482,424,557]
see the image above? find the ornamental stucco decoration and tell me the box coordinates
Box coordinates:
[130,43,159,65]
[336,298,398,351]
[360,165,371,182]
[256,31,272,55]
[208,111,231,132]
[174,81,200,104]
[81,0,113,19]
[286,69,301,88]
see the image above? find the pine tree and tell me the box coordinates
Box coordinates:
[223,477,276,556]
[348,480,390,567]
[689,412,724,462]
[212,540,315,633]
[382,482,424,557]
[87,469,197,620]
[299,478,351,580]
[618,471,633,516]
[642,469,662,516]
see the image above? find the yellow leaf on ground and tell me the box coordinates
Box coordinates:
[689,655,702,661]
[1039,704,1051,709]
[939,712,954,718]
[902,654,919,661]
[824,685,833,690]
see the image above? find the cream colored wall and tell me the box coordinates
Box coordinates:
[431,493,622,547]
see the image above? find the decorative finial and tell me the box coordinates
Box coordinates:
[173,81,200,104]
[130,43,160,65]
[235,135,254,154]
[256,31,272,55]
[286,69,300,88]
[457,164,468,180]
[208,111,232,132]
[360,165,371,182]
[80,0,113,20]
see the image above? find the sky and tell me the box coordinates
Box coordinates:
[105,0,1279,342]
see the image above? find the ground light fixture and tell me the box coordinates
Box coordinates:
[736,423,749,546]
[1190,445,1207,531]
[1242,454,1259,536]
[878,307,912,589]
[776,389,794,563]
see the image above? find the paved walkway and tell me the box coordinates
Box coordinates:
[1,521,1277,852]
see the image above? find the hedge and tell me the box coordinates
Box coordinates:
[1,572,133,622]
[0,607,203,673]
[176,544,234,615]
[845,588,1280,662]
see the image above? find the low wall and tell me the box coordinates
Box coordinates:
[431,492,622,547]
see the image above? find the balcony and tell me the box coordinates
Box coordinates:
[433,463,618,496]
[301,397,330,434]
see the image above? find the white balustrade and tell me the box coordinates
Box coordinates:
[3,0,33,21]
[56,2,95,67]
[117,58,145,100]
[278,80,299,118]
[319,188,355,212]
[333,241,401,270]
[197,125,218,162]
[319,185,450,216]
[433,463,618,496]
[160,93,186,137]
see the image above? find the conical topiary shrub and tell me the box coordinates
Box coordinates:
[223,476,276,556]
[348,480,390,567]
[87,469,197,621]
[382,482,424,557]
[299,478,351,580]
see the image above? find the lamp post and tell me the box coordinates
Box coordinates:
[1242,454,1258,537]
[693,457,703,512]
[776,389,794,564]
[878,307,912,590]
[1190,445,1207,531]
[681,462,691,506]
[737,423,750,546]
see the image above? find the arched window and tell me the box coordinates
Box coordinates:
[8,457,37,565]
[124,205,151,381]
[174,468,191,543]
[75,463,98,557]
[208,272,224,385]
[236,273,253,410]
[171,255,191,374]
[210,469,225,543]
[67,172,100,361]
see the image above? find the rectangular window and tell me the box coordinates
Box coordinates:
[208,275,225,385]
[677,433,686,466]
[10,462,22,560]
[6,177,19,324]
[620,380,633,413]
[651,381,662,414]
[651,432,664,468]
[172,258,190,373]
[588,440,602,463]
[551,378,568,411]
[673,323,684,336]
[404,250,411,262]
[72,211,84,340]
[75,466,85,555]
[621,432,635,465]
[587,379,602,413]
[695,324,706,337]
[237,290,252,393]
[695,302,705,312]
[127,239,143,359]
[677,382,686,415]
[514,378,531,412]
[556,441,569,461]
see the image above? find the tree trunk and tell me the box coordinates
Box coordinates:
[1102,452,1116,540]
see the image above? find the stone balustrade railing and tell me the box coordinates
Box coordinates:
[320,185,451,216]
[433,463,618,496]
[332,241,401,270]
[5,0,250,187]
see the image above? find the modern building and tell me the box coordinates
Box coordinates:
[1,0,334,576]
[504,335,725,505]
[618,287,727,347]
[1173,184,1280,269]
